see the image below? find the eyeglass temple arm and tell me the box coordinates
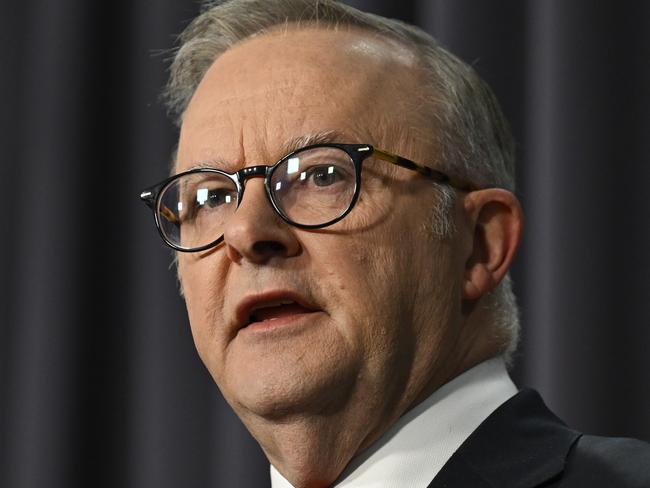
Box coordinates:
[140,190,180,226]
[371,148,472,191]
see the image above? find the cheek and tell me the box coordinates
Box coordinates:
[308,232,411,347]
[178,256,229,358]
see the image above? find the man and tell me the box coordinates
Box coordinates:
[140,0,650,486]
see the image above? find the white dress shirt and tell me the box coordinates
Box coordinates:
[270,356,517,488]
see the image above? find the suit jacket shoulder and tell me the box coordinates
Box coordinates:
[560,434,650,487]
[428,389,650,488]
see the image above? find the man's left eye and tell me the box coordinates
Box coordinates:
[308,165,341,187]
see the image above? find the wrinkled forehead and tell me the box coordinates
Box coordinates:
[178,26,428,170]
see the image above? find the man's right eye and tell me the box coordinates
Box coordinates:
[182,187,236,222]
[202,188,236,208]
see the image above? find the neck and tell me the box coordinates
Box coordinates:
[246,312,502,487]
[243,357,489,488]
[245,400,381,487]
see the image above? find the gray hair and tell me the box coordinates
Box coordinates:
[164,0,520,362]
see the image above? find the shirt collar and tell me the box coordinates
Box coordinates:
[271,356,517,488]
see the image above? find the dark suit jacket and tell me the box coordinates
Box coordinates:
[428,389,650,487]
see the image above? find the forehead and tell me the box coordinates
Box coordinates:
[177,26,424,170]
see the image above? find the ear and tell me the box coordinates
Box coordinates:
[462,189,523,301]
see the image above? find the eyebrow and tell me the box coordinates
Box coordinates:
[282,130,355,155]
[184,129,357,173]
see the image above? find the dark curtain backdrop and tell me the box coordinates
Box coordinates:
[1,1,648,487]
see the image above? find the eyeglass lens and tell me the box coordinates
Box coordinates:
[157,146,358,250]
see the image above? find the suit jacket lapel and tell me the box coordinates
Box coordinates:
[427,389,581,488]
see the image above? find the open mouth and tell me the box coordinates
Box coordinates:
[237,293,321,330]
[249,300,315,324]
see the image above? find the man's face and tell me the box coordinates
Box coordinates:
[176,28,466,435]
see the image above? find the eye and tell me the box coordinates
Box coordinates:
[203,187,236,207]
[272,147,356,197]
[181,184,237,222]
[305,165,344,187]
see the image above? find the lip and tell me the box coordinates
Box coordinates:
[234,289,320,331]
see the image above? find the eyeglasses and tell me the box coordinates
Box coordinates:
[140,143,471,252]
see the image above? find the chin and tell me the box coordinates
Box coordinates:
[220,350,360,420]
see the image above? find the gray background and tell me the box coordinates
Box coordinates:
[1,1,648,487]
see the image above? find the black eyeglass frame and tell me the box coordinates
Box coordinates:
[140,143,473,252]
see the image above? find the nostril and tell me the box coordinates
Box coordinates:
[252,240,287,256]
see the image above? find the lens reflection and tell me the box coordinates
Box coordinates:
[271,147,356,225]
[158,171,238,250]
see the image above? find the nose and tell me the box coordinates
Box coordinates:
[222,177,301,264]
